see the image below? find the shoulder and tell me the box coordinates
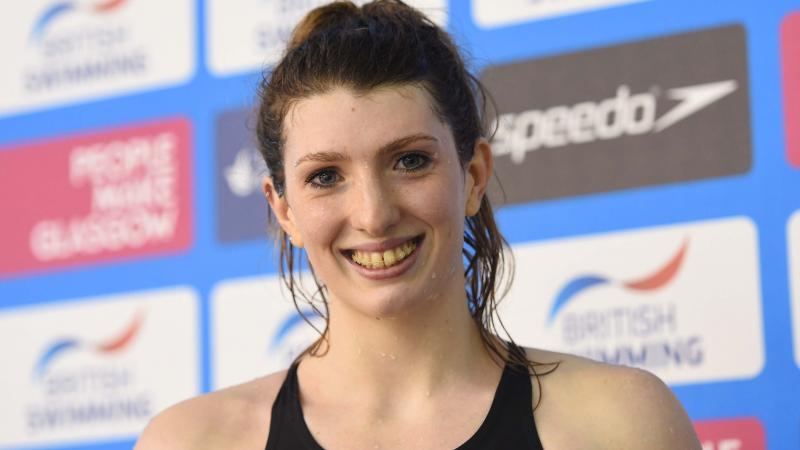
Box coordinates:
[523,347,701,450]
[134,370,288,450]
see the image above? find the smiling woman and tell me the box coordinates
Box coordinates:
[135,1,701,449]
[274,86,484,319]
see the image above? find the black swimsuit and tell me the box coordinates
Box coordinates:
[265,344,545,449]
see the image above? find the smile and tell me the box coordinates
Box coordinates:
[345,235,423,270]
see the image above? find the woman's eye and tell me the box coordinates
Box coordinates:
[306,169,340,188]
[395,153,430,172]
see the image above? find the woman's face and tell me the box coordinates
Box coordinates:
[267,85,490,319]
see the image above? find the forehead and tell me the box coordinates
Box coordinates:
[283,85,450,159]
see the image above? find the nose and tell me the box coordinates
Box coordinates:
[348,174,400,237]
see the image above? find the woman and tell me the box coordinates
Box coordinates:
[137,1,701,448]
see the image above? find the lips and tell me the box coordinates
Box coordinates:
[343,235,423,270]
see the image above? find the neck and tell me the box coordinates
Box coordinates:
[299,282,500,408]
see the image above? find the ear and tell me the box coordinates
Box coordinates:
[263,176,305,248]
[464,138,493,217]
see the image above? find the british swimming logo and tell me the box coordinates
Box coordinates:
[548,239,687,324]
[548,239,694,369]
[0,288,199,447]
[269,308,323,351]
[25,310,151,434]
[206,0,446,76]
[33,310,143,379]
[269,308,325,365]
[0,0,194,117]
[500,217,763,385]
[211,275,330,389]
[29,0,128,43]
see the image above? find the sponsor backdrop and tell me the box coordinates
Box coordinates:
[0,0,797,448]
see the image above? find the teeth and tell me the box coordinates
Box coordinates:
[351,240,417,269]
[371,252,385,269]
[383,250,396,266]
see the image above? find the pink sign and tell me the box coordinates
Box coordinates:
[0,118,193,276]
[694,417,766,450]
[782,12,800,167]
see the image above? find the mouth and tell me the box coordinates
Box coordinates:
[343,235,423,270]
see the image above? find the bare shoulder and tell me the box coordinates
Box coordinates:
[522,347,701,450]
[134,370,288,450]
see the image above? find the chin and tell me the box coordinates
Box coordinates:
[332,283,443,321]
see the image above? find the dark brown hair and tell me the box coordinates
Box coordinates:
[256,0,557,388]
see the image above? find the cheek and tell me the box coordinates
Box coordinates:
[292,196,342,254]
[400,173,465,237]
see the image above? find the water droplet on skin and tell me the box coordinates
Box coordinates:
[380,352,387,358]
[426,390,431,397]
[389,353,396,360]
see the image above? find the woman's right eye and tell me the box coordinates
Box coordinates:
[306,169,341,188]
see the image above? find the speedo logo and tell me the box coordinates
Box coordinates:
[493,79,738,164]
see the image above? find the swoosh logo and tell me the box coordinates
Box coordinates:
[547,239,688,324]
[269,308,323,352]
[654,80,738,132]
[33,310,144,379]
[30,0,128,42]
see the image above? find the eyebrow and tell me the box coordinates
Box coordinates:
[293,133,439,167]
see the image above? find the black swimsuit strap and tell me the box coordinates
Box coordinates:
[265,342,544,450]
[456,341,542,449]
[266,361,324,449]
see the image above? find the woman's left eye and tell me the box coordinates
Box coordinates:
[395,153,431,172]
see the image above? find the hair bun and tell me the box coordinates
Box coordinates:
[287,1,360,50]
